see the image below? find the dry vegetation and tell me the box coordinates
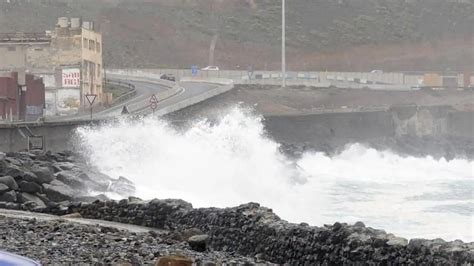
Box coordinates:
[1,0,473,70]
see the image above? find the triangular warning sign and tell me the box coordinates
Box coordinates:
[150,94,158,104]
[85,94,97,106]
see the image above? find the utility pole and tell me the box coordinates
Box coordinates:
[282,0,286,87]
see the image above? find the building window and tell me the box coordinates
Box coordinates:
[97,64,101,78]
[89,40,95,51]
[34,48,43,51]
[90,62,96,81]
[7,46,16,51]
[83,38,89,49]
[96,42,101,53]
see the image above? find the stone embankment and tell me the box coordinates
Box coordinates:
[1,151,473,265]
[54,199,473,265]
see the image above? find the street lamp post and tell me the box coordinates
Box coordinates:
[282,0,286,87]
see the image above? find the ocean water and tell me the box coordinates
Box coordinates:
[74,107,474,242]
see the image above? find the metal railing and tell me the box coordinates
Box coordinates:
[105,79,137,105]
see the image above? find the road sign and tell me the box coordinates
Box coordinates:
[85,94,97,120]
[150,94,158,104]
[191,65,198,76]
[247,66,254,80]
[85,94,97,106]
[150,94,159,114]
[121,105,129,115]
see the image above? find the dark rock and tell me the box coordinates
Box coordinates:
[22,171,39,183]
[0,184,9,193]
[74,194,109,203]
[386,235,408,247]
[56,170,87,189]
[0,190,17,202]
[53,162,76,171]
[354,221,365,228]
[30,166,55,184]
[18,192,46,208]
[188,234,209,252]
[182,228,205,240]
[408,238,426,251]
[332,222,343,231]
[22,200,46,211]
[5,157,22,166]
[0,176,18,190]
[43,180,75,202]
[35,193,51,205]
[18,181,43,194]
[4,165,24,178]
[0,201,20,209]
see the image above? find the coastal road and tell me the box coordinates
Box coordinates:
[46,78,218,122]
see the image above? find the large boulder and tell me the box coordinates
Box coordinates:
[21,171,39,183]
[75,194,109,203]
[187,234,209,252]
[56,170,87,189]
[43,180,75,202]
[0,152,5,161]
[30,166,55,184]
[3,165,24,178]
[0,176,18,190]
[5,157,22,166]
[53,162,76,171]
[0,183,9,193]
[18,181,43,194]
[18,192,46,208]
[0,190,17,202]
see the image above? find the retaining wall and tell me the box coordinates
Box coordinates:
[108,69,422,87]
[0,105,471,153]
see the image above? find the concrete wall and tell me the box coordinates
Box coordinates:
[0,122,84,152]
[110,69,471,89]
[0,106,471,152]
[0,45,27,70]
[108,69,426,89]
[447,111,474,139]
[265,111,395,149]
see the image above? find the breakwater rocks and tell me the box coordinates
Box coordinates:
[0,151,134,212]
[54,198,473,265]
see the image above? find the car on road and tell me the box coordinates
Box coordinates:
[201,66,219,71]
[0,250,40,266]
[370,70,383,74]
[160,74,176,82]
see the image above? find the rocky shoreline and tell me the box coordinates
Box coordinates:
[0,214,269,265]
[1,151,473,264]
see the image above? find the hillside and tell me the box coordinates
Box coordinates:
[0,0,473,71]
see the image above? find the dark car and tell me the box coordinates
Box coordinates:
[160,74,176,82]
[0,250,41,266]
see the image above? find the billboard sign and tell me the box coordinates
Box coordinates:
[62,68,80,88]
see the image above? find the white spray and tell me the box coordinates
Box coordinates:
[75,107,474,242]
